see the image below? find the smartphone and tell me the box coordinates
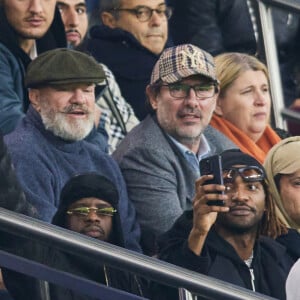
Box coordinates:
[199,155,225,206]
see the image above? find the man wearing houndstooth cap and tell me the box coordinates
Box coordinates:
[113,44,237,255]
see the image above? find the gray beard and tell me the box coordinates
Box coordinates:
[40,110,94,141]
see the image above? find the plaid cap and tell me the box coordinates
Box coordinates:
[25,48,106,88]
[150,44,217,84]
[264,136,300,175]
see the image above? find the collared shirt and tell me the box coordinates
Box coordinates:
[29,42,38,60]
[169,134,211,176]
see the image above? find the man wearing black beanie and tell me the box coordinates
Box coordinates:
[3,172,145,300]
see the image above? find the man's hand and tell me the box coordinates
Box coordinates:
[188,175,229,255]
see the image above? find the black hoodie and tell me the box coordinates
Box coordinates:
[155,210,296,300]
[3,173,145,300]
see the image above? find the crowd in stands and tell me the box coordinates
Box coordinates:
[0,0,299,299]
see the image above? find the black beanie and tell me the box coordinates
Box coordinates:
[220,149,265,173]
[52,173,119,227]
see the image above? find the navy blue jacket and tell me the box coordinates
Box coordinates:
[0,7,66,134]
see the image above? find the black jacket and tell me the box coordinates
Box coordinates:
[2,172,145,300]
[169,0,300,106]
[155,210,296,300]
[169,0,300,58]
[86,25,168,120]
[169,0,257,55]
[276,228,300,261]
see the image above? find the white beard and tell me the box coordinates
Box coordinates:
[40,105,95,141]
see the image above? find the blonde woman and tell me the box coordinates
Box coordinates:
[210,52,283,163]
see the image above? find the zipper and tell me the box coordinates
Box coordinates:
[249,268,256,292]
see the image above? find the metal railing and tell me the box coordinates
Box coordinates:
[0,249,145,300]
[256,0,300,128]
[0,208,276,300]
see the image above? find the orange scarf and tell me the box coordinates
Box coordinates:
[210,114,281,164]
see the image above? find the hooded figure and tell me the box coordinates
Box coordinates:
[48,172,144,299]
[3,173,144,300]
[52,172,124,247]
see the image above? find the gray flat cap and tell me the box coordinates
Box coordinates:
[25,48,106,88]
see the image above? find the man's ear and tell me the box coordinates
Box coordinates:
[101,12,118,28]
[214,97,223,116]
[28,89,41,112]
[146,85,158,110]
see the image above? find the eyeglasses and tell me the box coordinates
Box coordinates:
[111,5,173,22]
[223,166,265,183]
[67,207,117,217]
[160,83,218,100]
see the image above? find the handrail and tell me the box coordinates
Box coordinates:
[281,108,300,123]
[0,208,276,300]
[0,249,146,300]
[259,0,300,13]
[256,0,284,128]
[256,0,300,129]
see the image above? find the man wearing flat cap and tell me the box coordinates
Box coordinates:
[4,48,141,253]
[113,44,236,255]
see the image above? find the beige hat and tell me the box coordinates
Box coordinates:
[265,136,300,175]
[150,44,217,84]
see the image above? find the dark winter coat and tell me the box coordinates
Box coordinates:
[86,25,166,120]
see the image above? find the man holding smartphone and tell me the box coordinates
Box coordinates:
[156,149,295,300]
[113,44,236,255]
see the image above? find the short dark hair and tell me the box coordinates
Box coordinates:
[100,0,122,13]
[145,82,163,115]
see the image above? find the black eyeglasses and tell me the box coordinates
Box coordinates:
[160,83,218,100]
[111,5,173,22]
[223,166,265,183]
[67,206,117,217]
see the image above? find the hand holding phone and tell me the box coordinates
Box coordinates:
[199,155,225,206]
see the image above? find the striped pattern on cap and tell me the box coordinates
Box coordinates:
[150,44,217,84]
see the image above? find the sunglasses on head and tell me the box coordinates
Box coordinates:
[222,166,265,183]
